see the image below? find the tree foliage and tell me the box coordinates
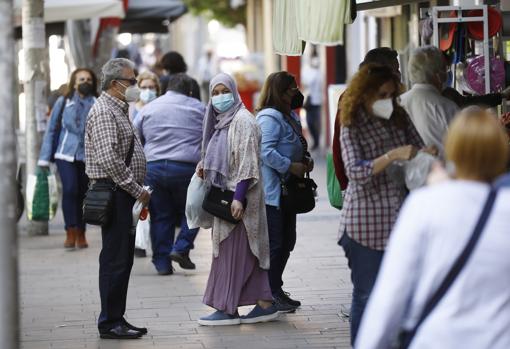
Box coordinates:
[183,0,246,27]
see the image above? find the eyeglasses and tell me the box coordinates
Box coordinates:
[116,78,137,86]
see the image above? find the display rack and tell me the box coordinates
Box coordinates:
[431,5,491,94]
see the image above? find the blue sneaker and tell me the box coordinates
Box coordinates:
[197,310,240,326]
[240,305,279,324]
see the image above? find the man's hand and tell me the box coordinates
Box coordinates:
[138,190,151,207]
[231,200,244,221]
[196,162,204,179]
[289,162,307,178]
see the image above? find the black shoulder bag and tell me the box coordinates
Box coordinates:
[396,187,499,349]
[202,186,246,224]
[83,137,135,227]
[280,114,317,214]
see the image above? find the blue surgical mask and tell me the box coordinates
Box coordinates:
[211,93,235,113]
[139,88,157,103]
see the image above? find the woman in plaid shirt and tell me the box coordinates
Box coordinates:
[338,64,426,344]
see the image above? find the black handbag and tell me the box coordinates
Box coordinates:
[82,137,134,227]
[202,186,246,224]
[280,173,317,214]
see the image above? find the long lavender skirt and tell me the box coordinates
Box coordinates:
[203,223,272,315]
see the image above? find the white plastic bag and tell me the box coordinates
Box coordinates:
[405,152,436,190]
[135,217,151,251]
[185,174,213,229]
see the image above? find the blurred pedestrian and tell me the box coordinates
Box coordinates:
[400,46,459,155]
[38,68,98,249]
[197,73,278,326]
[130,71,161,123]
[197,49,217,103]
[338,64,425,345]
[134,73,205,275]
[256,71,315,312]
[302,55,323,150]
[356,107,510,349]
[85,58,150,339]
[159,51,201,100]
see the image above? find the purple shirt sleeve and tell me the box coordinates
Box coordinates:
[234,179,250,202]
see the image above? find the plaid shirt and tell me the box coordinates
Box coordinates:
[339,109,424,250]
[85,92,146,199]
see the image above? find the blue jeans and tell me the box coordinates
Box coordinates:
[266,205,297,295]
[55,160,88,230]
[98,189,136,332]
[339,233,384,346]
[145,160,199,272]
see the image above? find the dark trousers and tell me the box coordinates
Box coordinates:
[266,205,297,295]
[145,160,199,272]
[339,233,384,345]
[305,104,321,149]
[55,160,88,230]
[98,189,136,332]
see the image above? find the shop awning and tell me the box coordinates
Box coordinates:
[120,0,188,33]
[13,0,125,26]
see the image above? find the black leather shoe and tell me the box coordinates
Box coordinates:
[99,324,143,339]
[123,319,148,335]
[280,290,301,307]
[169,251,196,270]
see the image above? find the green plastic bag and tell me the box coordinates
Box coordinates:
[27,167,58,221]
[326,153,343,210]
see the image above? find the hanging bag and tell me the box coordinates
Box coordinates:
[26,167,58,221]
[202,186,246,224]
[82,137,134,227]
[280,113,317,214]
[326,153,343,210]
[186,173,213,229]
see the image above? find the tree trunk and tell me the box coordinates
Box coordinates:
[22,0,48,235]
[0,0,20,347]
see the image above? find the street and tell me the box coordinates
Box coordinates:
[19,157,353,349]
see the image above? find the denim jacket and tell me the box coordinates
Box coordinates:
[38,94,96,165]
[256,107,303,207]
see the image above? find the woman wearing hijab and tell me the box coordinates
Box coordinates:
[197,73,278,326]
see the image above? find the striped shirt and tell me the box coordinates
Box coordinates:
[85,92,146,199]
[339,108,424,250]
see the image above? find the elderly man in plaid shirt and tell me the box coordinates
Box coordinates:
[85,58,150,339]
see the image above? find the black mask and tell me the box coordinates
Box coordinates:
[77,82,94,96]
[290,90,304,109]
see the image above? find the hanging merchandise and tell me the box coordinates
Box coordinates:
[296,0,353,46]
[272,0,304,56]
[466,7,502,40]
[439,11,457,51]
[465,56,505,95]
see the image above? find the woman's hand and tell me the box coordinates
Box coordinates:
[387,145,418,162]
[196,162,204,179]
[289,162,307,177]
[304,156,314,172]
[421,145,439,157]
[231,200,245,221]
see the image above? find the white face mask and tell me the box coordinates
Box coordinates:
[117,81,141,102]
[372,98,394,120]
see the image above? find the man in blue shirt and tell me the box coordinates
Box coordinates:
[134,73,205,275]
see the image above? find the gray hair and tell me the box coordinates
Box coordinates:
[408,46,445,85]
[166,73,194,96]
[101,58,135,91]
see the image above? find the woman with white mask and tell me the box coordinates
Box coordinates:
[337,64,429,345]
[130,71,161,123]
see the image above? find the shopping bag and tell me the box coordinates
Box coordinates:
[26,167,58,221]
[185,174,213,229]
[135,217,151,251]
[327,153,343,210]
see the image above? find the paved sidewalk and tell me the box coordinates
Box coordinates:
[19,157,352,349]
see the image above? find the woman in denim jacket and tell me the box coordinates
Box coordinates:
[256,72,314,312]
[38,68,98,249]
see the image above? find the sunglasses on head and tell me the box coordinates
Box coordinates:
[116,78,137,86]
